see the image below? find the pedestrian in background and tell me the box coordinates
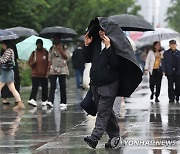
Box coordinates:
[72,42,85,89]
[1,41,20,104]
[0,40,25,110]
[28,39,49,107]
[162,40,180,103]
[144,41,163,102]
[46,34,70,110]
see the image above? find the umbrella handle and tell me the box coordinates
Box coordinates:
[34,51,36,62]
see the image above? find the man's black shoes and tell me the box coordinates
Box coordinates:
[84,136,98,149]
[155,98,160,102]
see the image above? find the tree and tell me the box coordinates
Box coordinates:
[167,0,180,32]
[43,0,140,35]
[0,0,49,31]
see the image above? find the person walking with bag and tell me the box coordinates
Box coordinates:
[28,39,49,107]
[82,17,142,149]
[0,40,25,110]
[46,35,70,110]
[1,41,21,104]
[144,41,163,102]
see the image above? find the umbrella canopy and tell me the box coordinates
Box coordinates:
[108,14,154,31]
[0,29,19,41]
[86,17,143,96]
[5,26,38,37]
[138,28,180,43]
[16,35,52,61]
[40,26,77,39]
[61,38,73,43]
[78,35,84,42]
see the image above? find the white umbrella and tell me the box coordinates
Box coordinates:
[16,35,52,61]
[138,28,180,43]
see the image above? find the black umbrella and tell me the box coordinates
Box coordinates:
[86,17,143,97]
[61,38,73,43]
[5,26,38,37]
[0,29,19,41]
[108,14,154,31]
[40,26,77,38]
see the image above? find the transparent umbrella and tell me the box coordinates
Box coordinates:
[5,26,38,37]
[0,29,19,41]
[138,28,180,43]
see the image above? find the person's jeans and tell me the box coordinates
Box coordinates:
[29,77,48,102]
[48,75,67,104]
[75,69,84,89]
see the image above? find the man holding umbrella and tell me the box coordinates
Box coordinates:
[162,40,180,103]
[83,17,142,149]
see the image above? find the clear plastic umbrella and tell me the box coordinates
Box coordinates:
[5,26,38,37]
[138,28,180,43]
[0,29,19,41]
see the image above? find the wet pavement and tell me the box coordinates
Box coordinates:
[0,76,180,154]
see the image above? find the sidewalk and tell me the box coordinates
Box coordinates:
[0,77,179,154]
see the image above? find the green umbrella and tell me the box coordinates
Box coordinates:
[16,35,52,61]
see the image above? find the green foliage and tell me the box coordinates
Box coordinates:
[20,68,31,87]
[0,0,140,34]
[18,61,31,87]
[0,0,140,87]
[0,0,49,31]
[43,0,140,35]
[167,0,180,32]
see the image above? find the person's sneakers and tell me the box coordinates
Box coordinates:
[28,99,37,107]
[46,101,53,108]
[105,137,122,149]
[84,136,98,149]
[41,101,47,106]
[60,104,67,110]
[28,107,37,114]
[155,98,160,102]
[150,93,154,100]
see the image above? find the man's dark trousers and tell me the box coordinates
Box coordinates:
[167,75,180,101]
[91,80,120,140]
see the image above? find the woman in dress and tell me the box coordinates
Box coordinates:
[1,41,20,104]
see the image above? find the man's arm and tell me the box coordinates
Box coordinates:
[83,32,93,63]
[161,51,166,75]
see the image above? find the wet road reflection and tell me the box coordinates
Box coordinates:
[0,78,179,153]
